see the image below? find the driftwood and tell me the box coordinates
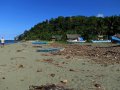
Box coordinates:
[29,84,73,90]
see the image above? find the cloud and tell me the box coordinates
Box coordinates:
[97,13,104,17]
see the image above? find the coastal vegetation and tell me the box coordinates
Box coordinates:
[16,15,120,41]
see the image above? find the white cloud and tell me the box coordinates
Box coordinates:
[97,13,104,17]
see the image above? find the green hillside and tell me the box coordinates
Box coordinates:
[16,15,120,41]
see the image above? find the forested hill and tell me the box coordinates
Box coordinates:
[16,15,120,41]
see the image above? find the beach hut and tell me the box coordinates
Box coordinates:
[66,34,86,43]
[98,35,103,40]
[91,35,112,43]
[51,36,56,41]
[51,35,62,41]
[66,34,81,40]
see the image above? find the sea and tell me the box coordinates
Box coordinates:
[4,40,18,45]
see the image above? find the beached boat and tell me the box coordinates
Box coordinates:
[111,36,120,44]
[67,39,86,43]
[32,41,48,44]
[91,40,111,43]
[67,37,86,43]
[37,48,62,52]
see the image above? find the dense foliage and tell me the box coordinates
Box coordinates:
[16,15,120,41]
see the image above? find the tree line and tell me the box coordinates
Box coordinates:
[16,15,120,41]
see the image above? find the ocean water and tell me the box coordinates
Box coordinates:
[4,40,18,45]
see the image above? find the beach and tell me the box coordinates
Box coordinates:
[0,42,120,90]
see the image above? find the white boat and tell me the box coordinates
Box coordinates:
[67,39,86,43]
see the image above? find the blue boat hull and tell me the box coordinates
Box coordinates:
[32,41,47,44]
[91,40,111,43]
[37,48,61,52]
[111,36,120,44]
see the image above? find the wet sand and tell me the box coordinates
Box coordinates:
[0,42,120,90]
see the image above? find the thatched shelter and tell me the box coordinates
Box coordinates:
[66,34,80,40]
[51,35,62,41]
[98,35,103,40]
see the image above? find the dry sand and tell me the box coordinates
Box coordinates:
[0,42,120,90]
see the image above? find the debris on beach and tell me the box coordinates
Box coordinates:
[20,79,24,82]
[65,56,71,59]
[41,53,53,56]
[36,58,54,63]
[18,64,24,68]
[60,80,68,84]
[16,49,24,52]
[50,43,120,64]
[50,73,55,77]
[94,83,105,90]
[10,57,25,60]
[69,69,75,72]
[29,84,73,90]
[37,69,42,72]
[38,58,64,68]
[41,58,54,63]
[33,45,42,48]
[2,77,5,79]
[94,83,101,88]
[0,64,7,67]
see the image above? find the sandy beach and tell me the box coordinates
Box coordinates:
[0,42,120,90]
